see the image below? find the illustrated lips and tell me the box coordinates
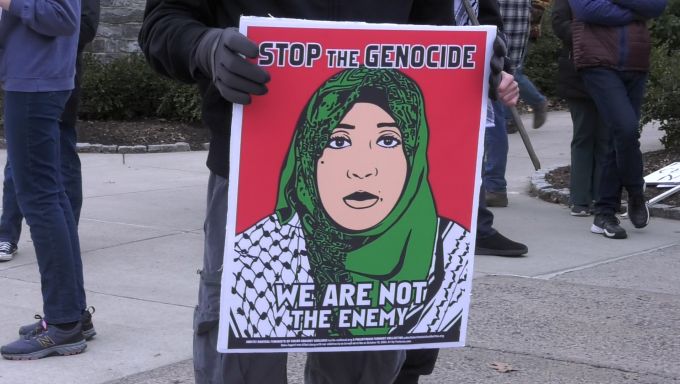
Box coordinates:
[343,191,379,209]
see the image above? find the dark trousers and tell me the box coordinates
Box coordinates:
[3,90,84,324]
[0,53,83,243]
[580,68,647,215]
[566,97,609,207]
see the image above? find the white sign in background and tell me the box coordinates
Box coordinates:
[644,162,680,186]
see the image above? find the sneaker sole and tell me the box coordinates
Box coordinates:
[590,224,627,239]
[570,211,590,217]
[475,247,527,257]
[0,251,16,262]
[1,340,86,360]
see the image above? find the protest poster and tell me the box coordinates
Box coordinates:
[218,16,495,353]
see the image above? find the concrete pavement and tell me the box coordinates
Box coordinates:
[1,111,679,383]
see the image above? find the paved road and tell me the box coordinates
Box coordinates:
[1,111,678,384]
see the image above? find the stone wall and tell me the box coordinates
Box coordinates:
[90,0,145,60]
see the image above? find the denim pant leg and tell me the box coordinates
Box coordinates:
[483,100,508,193]
[567,98,609,207]
[193,172,287,384]
[580,69,647,214]
[0,162,23,244]
[477,183,496,238]
[60,52,84,224]
[515,66,546,108]
[3,90,84,323]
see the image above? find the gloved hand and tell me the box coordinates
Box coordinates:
[194,28,271,105]
[488,35,506,101]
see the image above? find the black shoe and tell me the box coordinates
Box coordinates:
[2,317,86,360]
[627,194,649,229]
[485,191,508,207]
[476,232,528,257]
[591,214,627,239]
[506,120,518,134]
[19,307,96,341]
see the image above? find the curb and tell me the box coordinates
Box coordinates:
[530,165,680,221]
[0,139,209,153]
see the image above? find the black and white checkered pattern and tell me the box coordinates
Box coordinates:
[230,214,472,338]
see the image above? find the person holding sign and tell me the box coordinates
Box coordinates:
[231,68,472,341]
[139,1,521,382]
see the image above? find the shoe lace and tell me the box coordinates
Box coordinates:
[602,215,621,226]
[0,242,12,252]
[85,306,96,316]
[23,314,48,339]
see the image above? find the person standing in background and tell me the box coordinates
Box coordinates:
[551,0,609,217]
[0,0,90,360]
[0,0,100,262]
[568,0,667,239]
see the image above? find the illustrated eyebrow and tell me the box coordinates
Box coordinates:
[336,123,355,130]
[377,123,398,128]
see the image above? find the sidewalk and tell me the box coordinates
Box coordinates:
[1,111,679,384]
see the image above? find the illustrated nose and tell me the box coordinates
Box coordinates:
[347,167,378,179]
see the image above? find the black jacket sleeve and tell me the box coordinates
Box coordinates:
[79,0,100,50]
[138,0,218,84]
[552,0,573,47]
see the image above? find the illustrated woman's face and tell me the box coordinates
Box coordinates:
[317,102,408,231]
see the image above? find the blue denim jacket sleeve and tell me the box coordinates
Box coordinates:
[612,0,667,19]
[568,0,634,26]
[7,0,79,36]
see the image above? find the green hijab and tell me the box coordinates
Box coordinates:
[275,68,437,335]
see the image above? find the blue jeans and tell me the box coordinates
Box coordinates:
[579,68,647,215]
[483,100,509,193]
[3,91,85,324]
[0,122,82,243]
[504,66,547,121]
[0,55,83,244]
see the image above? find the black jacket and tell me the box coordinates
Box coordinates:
[80,0,100,52]
[551,0,591,99]
[138,0,502,177]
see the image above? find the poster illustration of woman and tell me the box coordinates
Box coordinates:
[228,68,473,349]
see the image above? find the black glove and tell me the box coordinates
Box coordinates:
[194,28,270,105]
[488,35,506,101]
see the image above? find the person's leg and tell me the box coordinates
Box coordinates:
[393,349,439,384]
[483,100,509,206]
[3,90,82,324]
[515,66,547,108]
[0,162,24,244]
[193,172,287,384]
[59,53,84,224]
[567,98,599,210]
[515,66,548,129]
[581,69,645,212]
[305,350,406,384]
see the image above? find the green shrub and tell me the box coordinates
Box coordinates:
[643,0,680,151]
[80,54,201,122]
[642,45,680,151]
[523,5,560,98]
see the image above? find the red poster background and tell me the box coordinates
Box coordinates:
[235,26,487,234]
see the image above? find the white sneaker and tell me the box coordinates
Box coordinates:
[0,241,18,262]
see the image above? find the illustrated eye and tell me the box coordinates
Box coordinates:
[327,136,351,149]
[377,134,402,148]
